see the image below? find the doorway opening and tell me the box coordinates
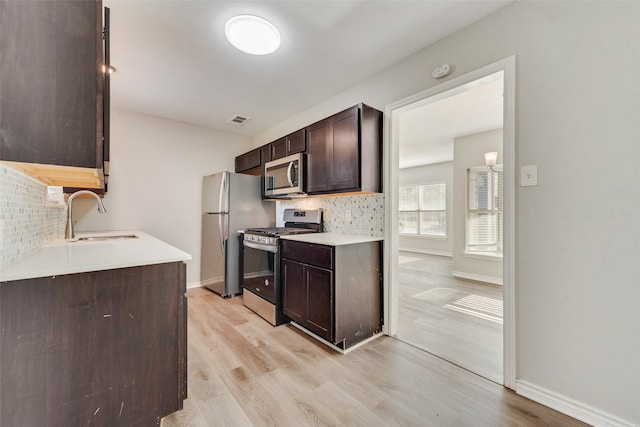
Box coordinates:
[383,57,516,389]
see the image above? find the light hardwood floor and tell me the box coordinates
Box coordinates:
[396,251,503,383]
[162,287,584,427]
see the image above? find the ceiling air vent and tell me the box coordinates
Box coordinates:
[228,115,250,126]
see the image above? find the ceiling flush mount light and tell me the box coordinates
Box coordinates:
[225,15,280,55]
[484,151,498,172]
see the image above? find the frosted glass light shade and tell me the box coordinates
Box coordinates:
[225,15,280,55]
[484,151,498,167]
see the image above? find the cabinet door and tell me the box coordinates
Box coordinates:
[330,106,359,191]
[306,118,332,193]
[234,156,244,173]
[282,259,306,322]
[306,107,361,195]
[245,148,261,170]
[0,1,102,168]
[0,262,185,426]
[305,265,333,341]
[235,148,261,173]
[260,144,271,168]
[271,137,287,160]
[286,129,306,155]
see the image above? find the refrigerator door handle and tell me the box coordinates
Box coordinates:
[218,214,225,253]
[222,214,229,241]
[219,172,228,213]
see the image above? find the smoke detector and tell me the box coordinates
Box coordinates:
[227,115,250,126]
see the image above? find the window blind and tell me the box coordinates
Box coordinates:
[399,183,446,237]
[466,168,503,254]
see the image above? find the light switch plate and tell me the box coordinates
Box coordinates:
[520,165,538,187]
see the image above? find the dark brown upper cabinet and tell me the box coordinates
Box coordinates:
[0,0,109,192]
[270,137,287,160]
[234,104,382,197]
[271,129,306,161]
[306,104,382,195]
[260,144,272,168]
[234,147,261,174]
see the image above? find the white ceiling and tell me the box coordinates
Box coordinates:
[105,0,511,138]
[398,75,504,169]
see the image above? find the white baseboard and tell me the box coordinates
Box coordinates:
[451,270,502,285]
[517,380,636,427]
[289,322,383,354]
[187,281,203,289]
[399,247,453,257]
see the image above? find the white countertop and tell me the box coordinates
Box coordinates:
[0,230,191,282]
[280,232,383,246]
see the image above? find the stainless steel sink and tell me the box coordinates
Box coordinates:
[75,234,138,241]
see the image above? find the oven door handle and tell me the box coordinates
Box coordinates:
[243,240,278,253]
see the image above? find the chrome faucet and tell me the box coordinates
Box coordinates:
[65,190,107,240]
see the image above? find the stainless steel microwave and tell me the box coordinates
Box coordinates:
[264,153,306,198]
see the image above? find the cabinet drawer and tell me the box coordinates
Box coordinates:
[281,240,333,270]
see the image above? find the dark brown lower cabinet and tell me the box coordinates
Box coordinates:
[282,259,333,341]
[0,262,187,427]
[281,239,382,350]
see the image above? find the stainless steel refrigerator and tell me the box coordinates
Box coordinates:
[201,171,274,297]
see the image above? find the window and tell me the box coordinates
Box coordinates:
[466,166,503,256]
[399,183,446,237]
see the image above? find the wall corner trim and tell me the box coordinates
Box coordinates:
[516,380,636,427]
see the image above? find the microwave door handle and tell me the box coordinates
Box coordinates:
[286,162,294,187]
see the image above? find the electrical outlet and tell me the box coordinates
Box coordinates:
[521,165,538,187]
[344,209,351,222]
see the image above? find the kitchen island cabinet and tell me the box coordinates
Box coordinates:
[0,232,190,426]
[280,234,382,351]
[0,0,109,192]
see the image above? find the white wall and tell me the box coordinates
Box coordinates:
[398,162,453,256]
[452,130,502,284]
[74,108,258,286]
[252,2,640,424]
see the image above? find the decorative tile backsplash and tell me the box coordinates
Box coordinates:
[276,193,384,237]
[0,164,67,268]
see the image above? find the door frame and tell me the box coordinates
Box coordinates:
[383,55,516,390]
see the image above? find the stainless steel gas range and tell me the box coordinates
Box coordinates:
[241,209,323,326]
